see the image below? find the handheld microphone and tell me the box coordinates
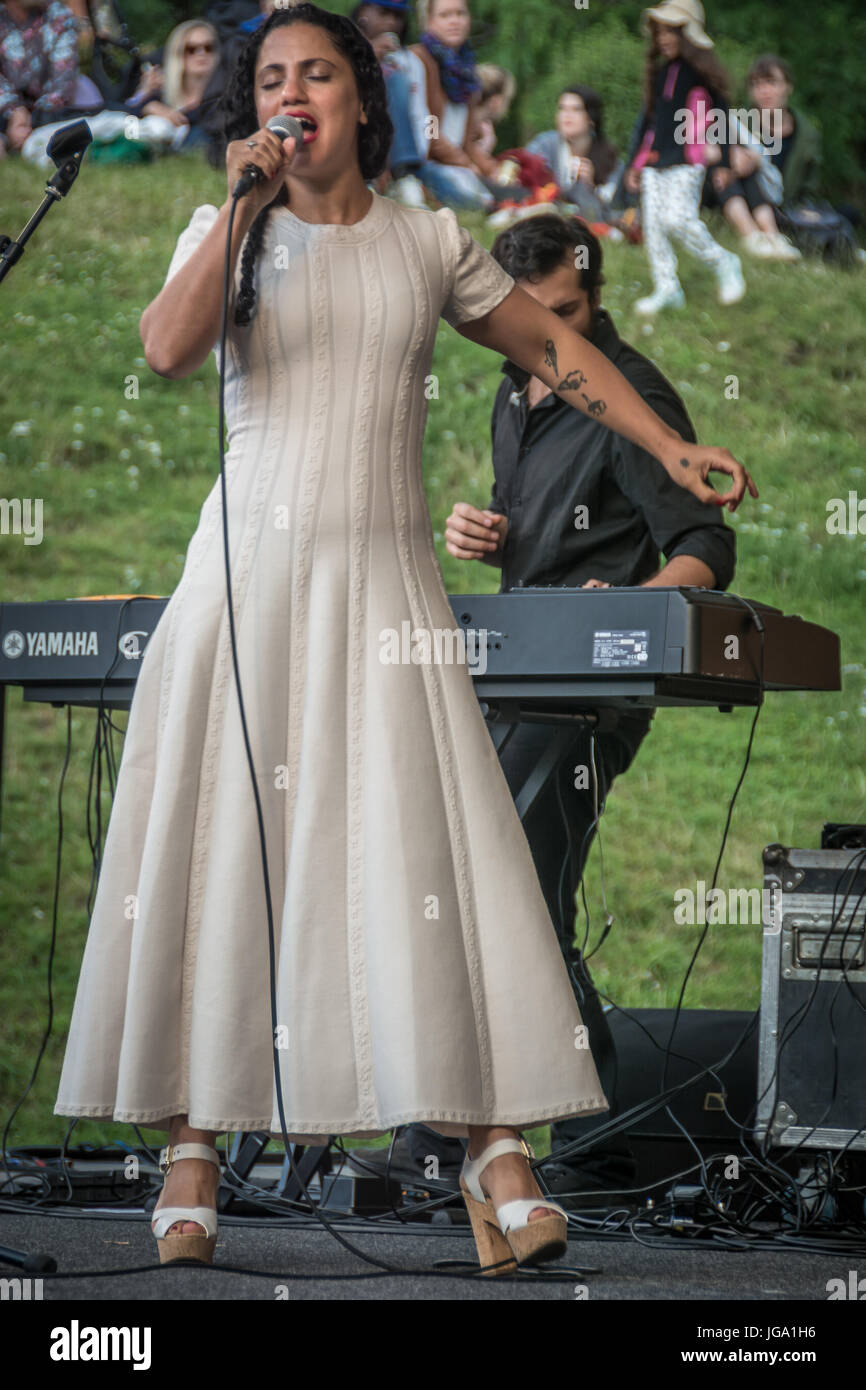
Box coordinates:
[232,113,305,198]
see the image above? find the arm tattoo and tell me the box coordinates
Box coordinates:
[556,368,587,392]
[680,456,690,469]
[543,338,558,374]
[581,393,607,418]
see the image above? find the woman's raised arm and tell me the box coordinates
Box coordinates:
[457,283,758,511]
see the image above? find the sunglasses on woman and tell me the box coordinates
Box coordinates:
[185,42,215,55]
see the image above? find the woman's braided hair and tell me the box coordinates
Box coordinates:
[211,3,393,326]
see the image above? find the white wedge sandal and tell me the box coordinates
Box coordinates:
[151,1142,221,1265]
[459,1135,569,1276]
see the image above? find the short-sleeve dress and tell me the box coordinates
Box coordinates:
[54,191,608,1143]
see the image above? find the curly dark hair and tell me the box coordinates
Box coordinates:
[211,3,393,326]
[490,213,605,300]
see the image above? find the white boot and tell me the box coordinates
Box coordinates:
[634,284,686,315]
[717,251,746,305]
[741,230,778,258]
[766,231,802,261]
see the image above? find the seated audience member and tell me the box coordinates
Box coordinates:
[351,1,428,207]
[526,83,623,224]
[748,53,821,208]
[701,109,800,260]
[466,61,515,165]
[409,0,495,211]
[128,19,221,150]
[749,51,862,246]
[0,0,86,155]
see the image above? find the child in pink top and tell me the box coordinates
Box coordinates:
[624,1,745,314]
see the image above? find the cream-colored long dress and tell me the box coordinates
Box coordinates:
[54,192,608,1142]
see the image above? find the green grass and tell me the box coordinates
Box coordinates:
[1,156,865,1157]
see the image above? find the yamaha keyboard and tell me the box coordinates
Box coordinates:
[0,587,841,714]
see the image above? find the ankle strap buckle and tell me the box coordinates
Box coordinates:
[158,1145,174,1174]
[519,1134,535,1161]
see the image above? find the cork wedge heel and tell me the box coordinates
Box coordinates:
[150,1142,221,1266]
[459,1136,568,1276]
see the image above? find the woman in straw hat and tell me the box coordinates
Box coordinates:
[623,0,746,314]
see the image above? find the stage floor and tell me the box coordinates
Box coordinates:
[0,1208,849,1301]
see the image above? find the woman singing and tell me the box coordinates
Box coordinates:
[54,4,755,1274]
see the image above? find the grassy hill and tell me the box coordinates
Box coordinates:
[1,153,864,1154]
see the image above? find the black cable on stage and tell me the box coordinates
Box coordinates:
[0,705,71,1192]
[660,596,766,1096]
[547,714,759,1171]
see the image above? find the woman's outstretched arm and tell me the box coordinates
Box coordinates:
[457,284,758,511]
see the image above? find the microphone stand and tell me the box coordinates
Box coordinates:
[0,119,92,285]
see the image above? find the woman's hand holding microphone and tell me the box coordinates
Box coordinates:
[225,123,301,220]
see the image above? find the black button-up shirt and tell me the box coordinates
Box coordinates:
[487,308,736,592]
